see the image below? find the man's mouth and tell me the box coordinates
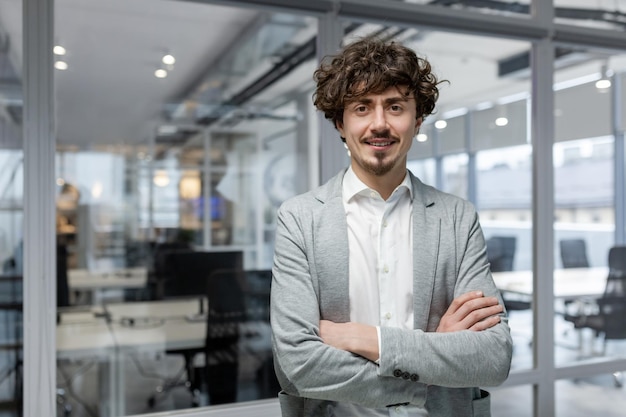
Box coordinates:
[365,139,394,147]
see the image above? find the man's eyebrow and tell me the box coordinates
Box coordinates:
[350,95,413,105]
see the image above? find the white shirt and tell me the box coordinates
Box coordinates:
[333,167,428,417]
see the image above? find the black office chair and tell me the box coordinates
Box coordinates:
[147,250,243,408]
[486,236,517,273]
[487,236,528,311]
[199,269,279,403]
[564,246,626,387]
[560,238,590,269]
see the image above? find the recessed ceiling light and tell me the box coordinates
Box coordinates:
[416,133,428,142]
[495,117,509,127]
[162,54,175,65]
[53,45,66,55]
[54,61,68,70]
[595,78,611,90]
[434,120,447,129]
[154,68,168,78]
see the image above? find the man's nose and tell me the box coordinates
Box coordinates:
[371,107,388,131]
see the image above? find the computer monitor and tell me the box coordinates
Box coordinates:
[161,250,243,299]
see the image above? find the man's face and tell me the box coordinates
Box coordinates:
[336,86,422,182]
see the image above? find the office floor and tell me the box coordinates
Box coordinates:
[1,311,626,417]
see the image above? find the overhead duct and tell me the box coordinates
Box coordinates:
[427,0,626,30]
[498,47,593,78]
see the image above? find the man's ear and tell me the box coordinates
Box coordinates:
[335,120,345,137]
[414,117,423,134]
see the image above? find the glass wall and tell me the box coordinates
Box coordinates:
[0,0,22,414]
[53,0,316,415]
[9,1,626,417]
[553,48,626,373]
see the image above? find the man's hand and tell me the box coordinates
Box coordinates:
[319,320,379,362]
[436,291,503,333]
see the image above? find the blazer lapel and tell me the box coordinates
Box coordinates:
[410,174,440,331]
[312,172,351,323]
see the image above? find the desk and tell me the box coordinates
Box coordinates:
[492,266,608,299]
[56,298,206,417]
[68,267,147,304]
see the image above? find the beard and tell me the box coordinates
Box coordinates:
[361,151,396,176]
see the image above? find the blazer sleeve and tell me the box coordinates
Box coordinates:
[377,199,513,387]
[270,199,427,409]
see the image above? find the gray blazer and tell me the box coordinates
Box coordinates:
[270,170,513,417]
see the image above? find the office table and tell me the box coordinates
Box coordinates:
[56,297,206,417]
[492,266,609,299]
[68,267,148,304]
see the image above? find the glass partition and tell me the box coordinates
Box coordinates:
[53,0,316,415]
[553,48,626,369]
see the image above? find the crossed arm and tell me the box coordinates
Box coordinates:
[320,291,504,362]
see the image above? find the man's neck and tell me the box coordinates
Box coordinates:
[351,165,407,201]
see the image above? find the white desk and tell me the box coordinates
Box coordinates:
[492,266,608,299]
[68,267,148,304]
[56,298,206,417]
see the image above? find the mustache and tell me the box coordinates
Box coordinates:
[363,131,396,141]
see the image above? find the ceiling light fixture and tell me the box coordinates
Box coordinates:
[416,133,428,142]
[154,68,168,79]
[595,63,612,90]
[495,117,509,127]
[153,170,170,187]
[53,45,66,55]
[54,61,68,70]
[434,120,447,130]
[162,54,176,66]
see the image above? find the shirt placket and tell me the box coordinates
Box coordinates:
[379,198,396,328]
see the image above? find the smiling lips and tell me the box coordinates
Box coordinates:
[366,139,394,148]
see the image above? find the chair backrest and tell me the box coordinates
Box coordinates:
[598,246,626,340]
[57,244,70,308]
[560,238,590,268]
[486,236,517,272]
[597,296,626,340]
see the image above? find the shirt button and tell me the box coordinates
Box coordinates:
[370,191,376,198]
[383,220,388,227]
[383,265,389,273]
[395,406,401,412]
[385,312,391,320]
[393,369,403,378]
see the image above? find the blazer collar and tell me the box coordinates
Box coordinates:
[312,169,440,330]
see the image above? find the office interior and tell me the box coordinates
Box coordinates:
[0,0,626,416]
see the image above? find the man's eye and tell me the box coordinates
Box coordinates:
[390,105,403,112]
[355,106,367,112]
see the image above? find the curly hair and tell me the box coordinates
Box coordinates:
[313,36,443,128]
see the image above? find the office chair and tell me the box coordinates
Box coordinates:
[147,250,243,408]
[559,238,591,312]
[564,246,626,387]
[487,236,528,311]
[199,269,279,402]
[202,268,247,405]
[560,238,590,269]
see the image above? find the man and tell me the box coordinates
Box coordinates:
[270,36,512,417]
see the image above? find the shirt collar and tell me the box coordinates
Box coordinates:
[342,166,413,203]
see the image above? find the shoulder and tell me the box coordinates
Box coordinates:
[277,169,345,215]
[409,172,476,214]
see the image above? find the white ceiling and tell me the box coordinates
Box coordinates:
[0,0,624,152]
